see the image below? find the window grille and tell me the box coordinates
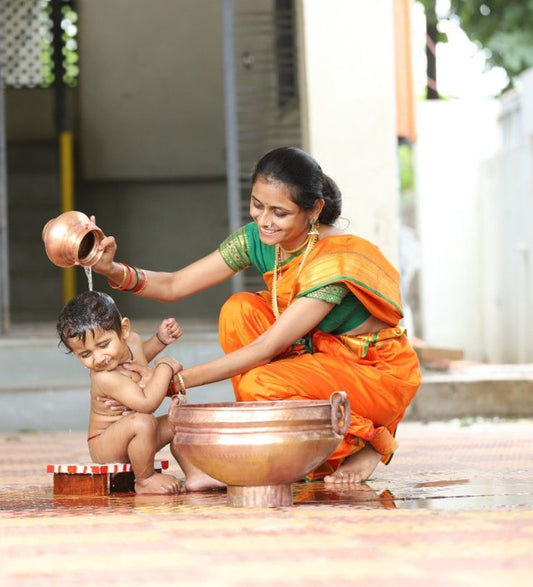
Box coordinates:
[0,0,78,88]
[223,0,302,292]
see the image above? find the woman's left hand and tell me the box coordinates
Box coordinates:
[122,361,154,386]
[99,398,132,415]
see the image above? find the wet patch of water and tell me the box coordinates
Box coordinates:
[2,476,533,516]
[292,478,533,510]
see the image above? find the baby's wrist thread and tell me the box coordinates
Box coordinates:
[157,361,176,376]
[156,332,168,346]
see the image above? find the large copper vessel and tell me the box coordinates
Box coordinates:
[42,211,104,268]
[169,392,350,507]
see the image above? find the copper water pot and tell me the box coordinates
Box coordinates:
[42,211,104,268]
[169,392,351,506]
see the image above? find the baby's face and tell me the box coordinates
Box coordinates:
[68,328,130,372]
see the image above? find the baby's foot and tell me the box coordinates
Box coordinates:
[185,469,225,492]
[135,472,183,495]
[324,444,382,484]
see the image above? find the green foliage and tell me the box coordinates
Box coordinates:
[418,0,448,43]
[39,0,79,87]
[448,0,533,81]
[398,144,414,194]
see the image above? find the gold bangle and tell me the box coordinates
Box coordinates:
[108,262,128,290]
[134,279,148,295]
[176,372,186,395]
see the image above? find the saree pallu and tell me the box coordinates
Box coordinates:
[265,234,404,327]
[218,235,421,476]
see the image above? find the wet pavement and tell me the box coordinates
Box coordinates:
[1,419,533,585]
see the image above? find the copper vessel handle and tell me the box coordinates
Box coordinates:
[330,391,350,435]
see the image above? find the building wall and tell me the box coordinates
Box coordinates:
[78,0,226,179]
[478,74,533,363]
[416,100,504,361]
[5,0,403,323]
[413,98,533,362]
[73,0,231,320]
[297,0,401,264]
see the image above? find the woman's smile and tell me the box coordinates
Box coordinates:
[259,225,281,238]
[250,178,311,249]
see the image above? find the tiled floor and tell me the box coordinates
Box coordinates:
[1,419,533,586]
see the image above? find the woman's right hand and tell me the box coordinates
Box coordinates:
[94,235,118,276]
[90,215,118,276]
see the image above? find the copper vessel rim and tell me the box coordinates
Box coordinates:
[175,400,332,410]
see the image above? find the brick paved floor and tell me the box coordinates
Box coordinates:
[1,419,532,586]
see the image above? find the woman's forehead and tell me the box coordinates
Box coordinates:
[251,178,295,207]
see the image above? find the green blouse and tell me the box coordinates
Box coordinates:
[219,223,370,333]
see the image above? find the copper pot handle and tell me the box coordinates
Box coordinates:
[330,391,350,435]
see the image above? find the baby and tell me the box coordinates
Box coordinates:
[57,290,185,494]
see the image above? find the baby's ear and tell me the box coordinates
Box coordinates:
[120,317,131,339]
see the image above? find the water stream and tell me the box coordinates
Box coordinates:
[84,266,93,291]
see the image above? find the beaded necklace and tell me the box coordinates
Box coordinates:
[271,230,319,319]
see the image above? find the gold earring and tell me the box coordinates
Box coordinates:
[308,218,319,237]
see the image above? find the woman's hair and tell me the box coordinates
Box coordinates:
[251,146,342,225]
[57,290,123,352]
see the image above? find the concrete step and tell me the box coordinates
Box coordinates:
[1,322,533,432]
[0,320,234,431]
[407,363,533,421]
[0,320,227,391]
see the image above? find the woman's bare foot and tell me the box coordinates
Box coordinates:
[324,444,382,484]
[184,469,225,492]
[135,472,183,494]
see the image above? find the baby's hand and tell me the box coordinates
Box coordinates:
[157,318,183,346]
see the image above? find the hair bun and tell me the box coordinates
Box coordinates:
[319,174,342,225]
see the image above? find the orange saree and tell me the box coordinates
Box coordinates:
[218,231,421,475]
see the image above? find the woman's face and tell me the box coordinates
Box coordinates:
[250,178,315,250]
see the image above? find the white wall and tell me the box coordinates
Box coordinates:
[479,76,533,363]
[297,0,400,264]
[415,99,501,360]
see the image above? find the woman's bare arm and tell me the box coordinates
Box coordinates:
[179,296,334,389]
[92,232,235,303]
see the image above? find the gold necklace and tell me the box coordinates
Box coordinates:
[280,236,310,255]
[271,231,319,319]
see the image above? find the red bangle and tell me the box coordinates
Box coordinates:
[166,378,179,397]
[108,263,139,291]
[131,267,148,294]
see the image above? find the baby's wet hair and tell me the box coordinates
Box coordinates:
[57,290,123,352]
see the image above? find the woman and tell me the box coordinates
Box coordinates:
[92,146,421,489]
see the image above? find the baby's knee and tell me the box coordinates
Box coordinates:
[130,412,158,435]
